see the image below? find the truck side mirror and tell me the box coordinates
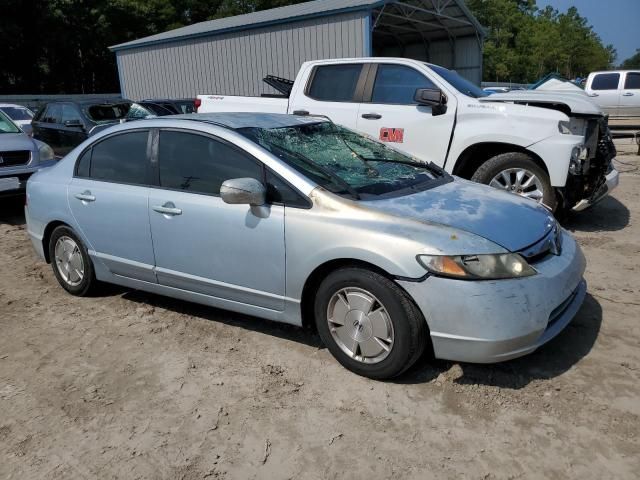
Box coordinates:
[414,88,447,115]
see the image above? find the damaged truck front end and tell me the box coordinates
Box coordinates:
[483,91,619,212]
[565,115,618,211]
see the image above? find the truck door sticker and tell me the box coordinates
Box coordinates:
[379,128,404,143]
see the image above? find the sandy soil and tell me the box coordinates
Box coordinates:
[1,139,639,479]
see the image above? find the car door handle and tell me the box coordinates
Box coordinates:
[361,113,382,120]
[152,202,182,216]
[74,191,95,202]
[622,92,634,96]
[588,93,599,97]
[292,110,309,116]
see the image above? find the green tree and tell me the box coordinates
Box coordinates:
[620,49,640,69]
[466,0,616,83]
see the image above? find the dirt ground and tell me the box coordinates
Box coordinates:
[1,138,639,480]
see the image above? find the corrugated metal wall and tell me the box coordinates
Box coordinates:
[116,11,368,100]
[377,36,482,85]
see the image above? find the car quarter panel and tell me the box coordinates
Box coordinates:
[448,101,582,186]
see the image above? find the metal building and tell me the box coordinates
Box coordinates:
[110,0,485,100]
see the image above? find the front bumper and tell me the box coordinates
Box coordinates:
[398,230,587,363]
[0,160,58,196]
[572,166,620,211]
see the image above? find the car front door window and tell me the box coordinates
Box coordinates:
[158,130,262,194]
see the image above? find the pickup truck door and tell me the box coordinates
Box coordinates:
[587,72,621,116]
[355,63,456,165]
[619,72,640,117]
[287,63,363,128]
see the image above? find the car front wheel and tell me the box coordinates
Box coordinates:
[314,267,428,379]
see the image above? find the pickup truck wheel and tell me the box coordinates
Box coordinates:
[471,152,556,210]
[314,267,427,380]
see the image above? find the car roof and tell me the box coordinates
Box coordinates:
[0,103,31,108]
[164,112,326,130]
[142,98,193,103]
[42,98,131,106]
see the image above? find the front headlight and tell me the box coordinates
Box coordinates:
[38,143,55,162]
[417,253,537,280]
[558,120,572,135]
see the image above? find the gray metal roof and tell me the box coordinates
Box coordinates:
[162,112,326,130]
[111,0,380,51]
[110,0,483,51]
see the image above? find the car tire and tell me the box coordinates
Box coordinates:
[314,267,428,380]
[471,152,557,210]
[48,225,97,296]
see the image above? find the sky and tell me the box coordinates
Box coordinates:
[536,0,639,64]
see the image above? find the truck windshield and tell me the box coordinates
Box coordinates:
[239,122,447,199]
[428,64,488,98]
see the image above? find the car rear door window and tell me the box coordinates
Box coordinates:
[307,64,363,102]
[371,65,436,104]
[89,131,149,184]
[76,149,91,177]
[624,72,640,89]
[591,73,620,90]
[43,104,62,123]
[158,130,262,195]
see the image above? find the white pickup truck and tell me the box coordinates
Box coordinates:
[585,70,640,118]
[197,57,619,212]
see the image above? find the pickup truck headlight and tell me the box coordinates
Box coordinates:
[417,253,537,280]
[38,143,55,162]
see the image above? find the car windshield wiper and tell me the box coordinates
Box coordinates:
[269,144,361,200]
[354,155,446,177]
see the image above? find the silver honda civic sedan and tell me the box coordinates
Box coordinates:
[25,113,586,379]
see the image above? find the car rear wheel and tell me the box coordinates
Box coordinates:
[49,225,96,296]
[471,152,557,210]
[314,267,427,379]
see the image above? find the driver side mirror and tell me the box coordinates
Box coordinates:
[220,178,266,206]
[414,88,447,115]
[64,119,84,129]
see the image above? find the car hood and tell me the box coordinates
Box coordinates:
[0,132,36,151]
[361,178,555,252]
[480,90,603,116]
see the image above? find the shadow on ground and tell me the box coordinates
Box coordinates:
[565,196,630,233]
[0,195,26,226]
[397,294,602,388]
[121,286,601,388]
[122,288,324,349]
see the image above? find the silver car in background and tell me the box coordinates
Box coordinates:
[0,110,56,196]
[0,103,35,136]
[25,113,586,379]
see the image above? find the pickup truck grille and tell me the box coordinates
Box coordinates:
[586,117,616,164]
[0,150,31,168]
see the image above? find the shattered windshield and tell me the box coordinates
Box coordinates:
[239,122,446,199]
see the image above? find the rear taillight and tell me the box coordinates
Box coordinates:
[194,98,201,112]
